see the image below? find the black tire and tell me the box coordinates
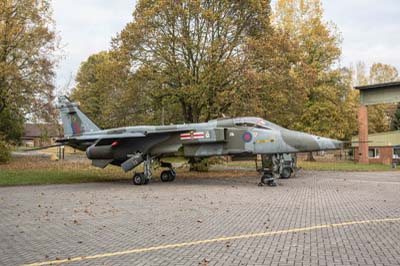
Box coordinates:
[168,170,176,182]
[261,174,273,184]
[160,171,171,182]
[133,173,145,185]
[280,167,292,179]
[267,180,277,187]
[144,177,150,184]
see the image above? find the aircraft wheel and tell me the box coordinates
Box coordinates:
[267,180,277,187]
[160,171,171,182]
[168,170,176,182]
[261,174,273,184]
[133,173,146,185]
[280,167,292,179]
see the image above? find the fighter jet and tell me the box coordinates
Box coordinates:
[56,96,343,186]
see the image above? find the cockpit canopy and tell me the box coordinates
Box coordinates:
[233,117,284,130]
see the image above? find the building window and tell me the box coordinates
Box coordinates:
[394,146,400,159]
[368,148,379,159]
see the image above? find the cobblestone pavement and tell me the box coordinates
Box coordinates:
[1,170,400,266]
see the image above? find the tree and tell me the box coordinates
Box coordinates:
[0,106,23,143]
[369,63,398,84]
[76,0,360,143]
[0,136,11,163]
[391,103,400,130]
[354,62,399,133]
[72,51,155,128]
[0,0,58,118]
[245,27,306,127]
[247,0,357,140]
[369,63,399,132]
[0,105,23,163]
[0,0,57,162]
[368,63,400,131]
[295,69,358,139]
[115,0,271,123]
[72,51,115,127]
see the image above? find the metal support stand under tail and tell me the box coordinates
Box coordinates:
[133,155,152,185]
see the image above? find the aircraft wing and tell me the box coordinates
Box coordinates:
[56,129,194,145]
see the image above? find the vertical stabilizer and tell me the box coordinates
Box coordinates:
[57,96,100,137]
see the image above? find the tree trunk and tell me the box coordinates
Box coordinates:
[0,97,5,114]
[305,152,316,161]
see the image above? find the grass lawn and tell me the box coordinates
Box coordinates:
[0,156,243,186]
[0,156,131,186]
[298,161,397,171]
[0,156,398,186]
[0,169,130,186]
[224,160,398,171]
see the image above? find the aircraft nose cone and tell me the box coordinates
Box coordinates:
[317,137,343,150]
[333,139,344,149]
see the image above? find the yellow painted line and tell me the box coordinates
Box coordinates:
[22,217,400,266]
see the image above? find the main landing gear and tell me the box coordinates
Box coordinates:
[160,162,176,182]
[132,154,152,185]
[133,172,150,185]
[132,157,176,185]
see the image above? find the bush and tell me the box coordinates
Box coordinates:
[0,107,24,143]
[0,138,11,163]
[189,158,209,172]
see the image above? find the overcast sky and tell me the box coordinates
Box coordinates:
[53,0,400,91]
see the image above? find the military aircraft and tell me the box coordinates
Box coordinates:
[55,96,343,186]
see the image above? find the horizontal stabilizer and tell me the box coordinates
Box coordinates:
[19,144,66,152]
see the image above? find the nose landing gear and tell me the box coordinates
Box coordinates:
[258,154,297,186]
[258,154,278,187]
[261,173,277,187]
[131,156,177,185]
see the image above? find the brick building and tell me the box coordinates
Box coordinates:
[352,131,400,165]
[22,124,61,147]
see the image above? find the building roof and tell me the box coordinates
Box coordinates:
[352,130,400,147]
[354,81,400,90]
[23,124,61,139]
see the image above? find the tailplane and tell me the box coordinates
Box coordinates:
[57,96,100,137]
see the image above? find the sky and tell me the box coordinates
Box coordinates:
[53,0,137,92]
[52,0,400,92]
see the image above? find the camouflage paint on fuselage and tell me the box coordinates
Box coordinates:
[57,97,343,170]
[281,130,320,151]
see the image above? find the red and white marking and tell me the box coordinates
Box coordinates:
[180,133,192,140]
[192,132,205,139]
[180,132,205,140]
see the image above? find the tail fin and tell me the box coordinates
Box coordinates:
[57,96,101,137]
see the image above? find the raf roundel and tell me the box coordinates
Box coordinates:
[242,132,253,143]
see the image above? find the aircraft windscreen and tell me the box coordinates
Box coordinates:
[235,122,270,129]
[235,118,283,130]
[261,119,284,130]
